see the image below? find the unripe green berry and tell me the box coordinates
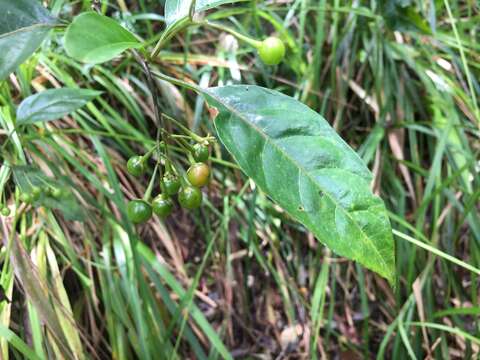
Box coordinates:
[152,194,174,218]
[20,193,33,204]
[192,143,210,162]
[258,37,286,65]
[127,199,152,224]
[1,207,10,217]
[162,174,181,196]
[31,186,42,200]
[127,156,146,177]
[178,186,203,210]
[52,188,63,199]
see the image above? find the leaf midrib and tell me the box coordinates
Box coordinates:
[207,88,390,276]
[0,23,55,39]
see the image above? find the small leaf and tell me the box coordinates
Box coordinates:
[11,166,84,221]
[154,0,247,56]
[165,0,247,27]
[203,85,396,284]
[0,0,57,80]
[64,12,141,64]
[16,88,101,125]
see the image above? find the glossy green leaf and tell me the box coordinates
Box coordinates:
[0,0,56,80]
[64,12,141,64]
[12,166,84,221]
[16,88,101,125]
[203,85,395,284]
[164,0,247,27]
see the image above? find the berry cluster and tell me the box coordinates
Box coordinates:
[20,185,64,204]
[126,142,212,224]
[0,183,65,218]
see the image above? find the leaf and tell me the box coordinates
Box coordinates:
[380,0,431,34]
[0,324,41,360]
[16,88,101,125]
[164,0,247,27]
[153,0,247,56]
[0,0,57,80]
[4,232,73,358]
[44,238,85,359]
[203,85,396,284]
[64,12,141,64]
[11,166,84,221]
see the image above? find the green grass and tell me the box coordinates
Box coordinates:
[0,0,479,359]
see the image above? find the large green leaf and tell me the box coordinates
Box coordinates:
[64,12,141,64]
[203,85,395,284]
[165,0,247,27]
[16,88,101,125]
[0,0,56,80]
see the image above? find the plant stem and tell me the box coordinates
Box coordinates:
[393,229,480,275]
[151,18,191,58]
[142,143,160,162]
[162,114,204,142]
[143,164,158,202]
[151,71,199,92]
[198,21,262,48]
[131,50,170,180]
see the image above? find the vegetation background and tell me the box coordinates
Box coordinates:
[0,0,479,359]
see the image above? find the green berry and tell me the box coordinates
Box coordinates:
[20,193,32,204]
[1,207,10,217]
[152,194,174,218]
[186,163,210,188]
[258,37,286,65]
[51,188,63,199]
[127,156,146,177]
[127,199,152,224]
[162,174,181,196]
[192,143,209,162]
[178,186,202,210]
[31,186,42,200]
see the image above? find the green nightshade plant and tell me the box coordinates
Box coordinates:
[0,0,396,285]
